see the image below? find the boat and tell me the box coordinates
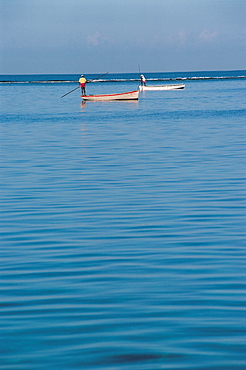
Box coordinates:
[82,90,139,101]
[139,84,185,91]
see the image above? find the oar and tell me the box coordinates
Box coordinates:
[61,72,109,98]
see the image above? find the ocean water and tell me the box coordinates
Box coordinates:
[0,71,246,369]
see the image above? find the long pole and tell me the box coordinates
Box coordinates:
[87,72,109,83]
[61,72,109,98]
[138,65,142,86]
[61,86,80,98]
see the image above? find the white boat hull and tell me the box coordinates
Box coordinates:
[139,84,185,91]
[82,90,139,101]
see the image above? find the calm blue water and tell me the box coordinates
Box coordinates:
[0,71,246,369]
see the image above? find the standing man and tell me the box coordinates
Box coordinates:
[79,75,87,95]
[140,74,146,86]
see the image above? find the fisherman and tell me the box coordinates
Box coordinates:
[140,74,146,86]
[79,75,87,95]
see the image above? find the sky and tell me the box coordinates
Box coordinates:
[0,0,245,74]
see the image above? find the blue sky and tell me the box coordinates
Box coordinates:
[1,0,245,74]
